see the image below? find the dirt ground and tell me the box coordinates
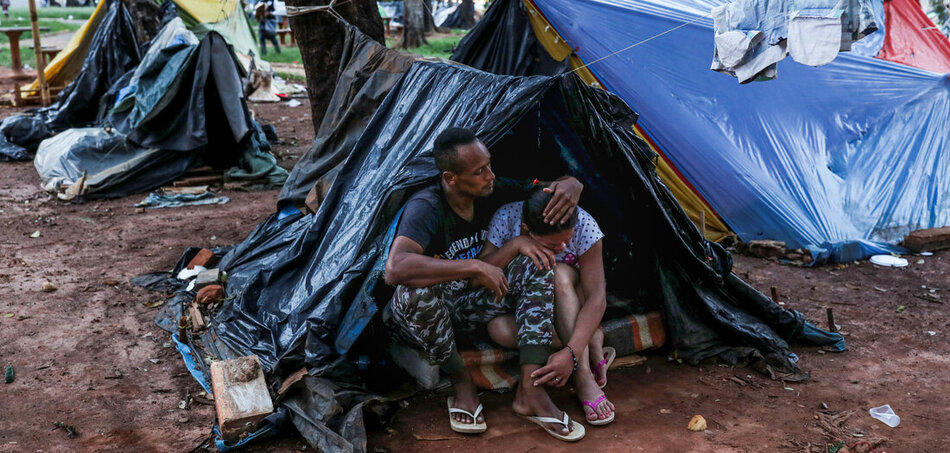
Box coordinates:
[1,86,948,453]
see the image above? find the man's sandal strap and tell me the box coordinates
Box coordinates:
[448,403,483,420]
[530,413,570,427]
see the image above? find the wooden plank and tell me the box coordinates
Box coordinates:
[608,354,646,370]
[210,356,274,442]
[172,175,223,187]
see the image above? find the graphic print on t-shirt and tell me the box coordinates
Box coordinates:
[438,230,487,261]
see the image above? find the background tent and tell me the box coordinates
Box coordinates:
[23,0,267,101]
[516,0,949,263]
[27,18,287,198]
[876,0,950,72]
[156,26,841,450]
[1,0,141,160]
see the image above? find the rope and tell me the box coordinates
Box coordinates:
[569,12,711,74]
[285,0,354,21]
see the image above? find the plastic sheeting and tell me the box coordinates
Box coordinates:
[529,0,950,261]
[30,23,286,198]
[449,0,568,76]
[440,1,476,29]
[213,43,841,386]
[45,0,142,131]
[877,0,950,72]
[452,0,731,242]
[33,128,193,198]
[278,27,416,209]
[108,23,251,153]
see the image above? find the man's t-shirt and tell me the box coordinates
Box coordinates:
[396,183,490,262]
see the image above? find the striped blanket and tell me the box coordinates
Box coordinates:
[461,312,665,391]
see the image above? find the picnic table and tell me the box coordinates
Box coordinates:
[0,26,52,77]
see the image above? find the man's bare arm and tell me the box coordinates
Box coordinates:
[385,236,509,300]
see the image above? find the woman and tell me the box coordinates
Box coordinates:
[479,188,616,425]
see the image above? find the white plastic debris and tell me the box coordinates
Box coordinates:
[286,99,302,108]
[869,255,908,267]
[869,404,900,427]
[177,266,207,280]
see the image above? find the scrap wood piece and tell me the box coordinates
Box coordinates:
[189,302,205,332]
[186,166,214,174]
[210,356,274,443]
[912,294,943,304]
[411,433,465,441]
[608,354,646,370]
[161,185,210,195]
[173,175,224,187]
[727,376,747,386]
[276,367,309,401]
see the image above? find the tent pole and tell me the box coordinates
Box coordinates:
[27,0,50,107]
[699,210,706,239]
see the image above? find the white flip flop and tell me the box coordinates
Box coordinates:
[447,396,487,434]
[519,412,586,442]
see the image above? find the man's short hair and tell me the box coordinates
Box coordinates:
[433,127,478,173]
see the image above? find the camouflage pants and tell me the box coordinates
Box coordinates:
[386,255,555,367]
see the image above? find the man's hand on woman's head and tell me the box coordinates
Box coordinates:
[542,177,583,225]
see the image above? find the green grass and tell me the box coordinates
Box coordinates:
[7,6,95,20]
[0,19,82,68]
[386,32,467,58]
[259,45,303,64]
[275,71,305,83]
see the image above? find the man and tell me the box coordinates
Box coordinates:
[255,0,281,55]
[384,127,586,441]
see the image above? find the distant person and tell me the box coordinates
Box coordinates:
[2,0,11,18]
[254,1,281,56]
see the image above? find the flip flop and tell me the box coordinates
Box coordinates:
[582,394,615,426]
[519,412,586,442]
[592,346,616,389]
[447,396,487,434]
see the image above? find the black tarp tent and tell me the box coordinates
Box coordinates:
[4,8,287,199]
[151,25,843,450]
[449,0,567,76]
[0,0,142,160]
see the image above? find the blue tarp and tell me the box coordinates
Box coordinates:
[533,0,950,261]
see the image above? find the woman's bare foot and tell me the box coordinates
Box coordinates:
[589,329,608,387]
[575,371,614,422]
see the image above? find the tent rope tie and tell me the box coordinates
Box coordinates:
[286,0,351,21]
[569,12,711,74]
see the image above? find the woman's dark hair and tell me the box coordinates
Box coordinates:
[522,188,578,235]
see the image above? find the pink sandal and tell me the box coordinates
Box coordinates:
[581,394,615,426]
[591,346,616,389]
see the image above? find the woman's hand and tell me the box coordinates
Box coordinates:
[514,236,556,270]
[530,347,574,387]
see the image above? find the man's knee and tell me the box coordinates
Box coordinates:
[509,254,555,279]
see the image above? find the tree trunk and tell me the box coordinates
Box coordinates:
[423,0,446,34]
[457,0,475,29]
[285,0,384,130]
[399,0,428,48]
[120,0,161,45]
